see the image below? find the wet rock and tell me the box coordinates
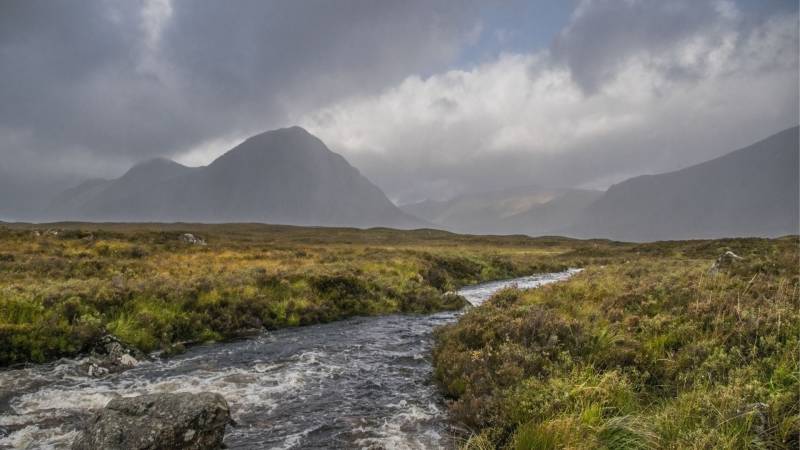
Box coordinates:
[180,233,206,246]
[708,250,744,274]
[71,392,231,450]
[79,335,145,377]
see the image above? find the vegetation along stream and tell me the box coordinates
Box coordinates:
[0,269,580,449]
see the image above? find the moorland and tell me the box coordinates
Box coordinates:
[434,235,799,449]
[0,222,587,365]
[0,222,796,448]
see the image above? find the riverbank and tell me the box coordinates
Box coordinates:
[433,236,799,448]
[0,223,601,365]
[0,270,578,449]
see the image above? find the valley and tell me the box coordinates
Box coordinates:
[0,223,796,448]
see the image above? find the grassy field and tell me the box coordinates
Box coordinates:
[0,222,602,365]
[1,223,796,448]
[433,236,799,449]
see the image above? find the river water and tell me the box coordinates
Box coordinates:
[0,269,580,450]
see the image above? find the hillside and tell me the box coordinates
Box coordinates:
[568,126,799,241]
[50,127,425,228]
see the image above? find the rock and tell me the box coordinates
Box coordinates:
[79,335,145,377]
[709,250,744,274]
[94,334,144,366]
[180,233,206,246]
[71,392,231,450]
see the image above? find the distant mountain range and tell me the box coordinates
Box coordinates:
[567,126,799,241]
[400,186,602,236]
[49,127,425,228]
[408,126,798,241]
[42,125,800,241]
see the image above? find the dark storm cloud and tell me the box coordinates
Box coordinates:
[0,0,797,211]
[0,0,480,181]
[0,1,139,158]
[162,1,478,111]
[552,0,725,92]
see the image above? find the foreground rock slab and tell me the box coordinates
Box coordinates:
[71,392,231,450]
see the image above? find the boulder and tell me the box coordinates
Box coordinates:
[708,250,744,274]
[71,392,231,450]
[79,334,145,377]
[180,233,206,245]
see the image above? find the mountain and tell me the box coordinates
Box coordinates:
[0,168,78,222]
[500,189,603,236]
[50,127,426,228]
[401,186,602,235]
[568,126,799,241]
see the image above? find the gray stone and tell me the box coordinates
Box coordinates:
[79,334,145,377]
[709,250,744,274]
[180,233,207,246]
[71,392,231,450]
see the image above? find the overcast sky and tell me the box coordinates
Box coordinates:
[1,0,797,205]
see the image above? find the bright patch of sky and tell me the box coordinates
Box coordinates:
[456,1,574,67]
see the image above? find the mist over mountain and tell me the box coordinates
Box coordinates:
[401,186,602,236]
[49,127,426,229]
[567,126,799,241]
[22,126,800,241]
[401,126,798,241]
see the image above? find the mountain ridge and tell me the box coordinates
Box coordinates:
[567,125,799,241]
[51,127,426,229]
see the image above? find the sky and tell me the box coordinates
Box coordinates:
[0,0,797,207]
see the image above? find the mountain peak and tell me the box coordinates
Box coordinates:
[126,157,185,173]
[50,126,425,228]
[245,126,313,143]
[214,126,332,167]
[119,157,190,185]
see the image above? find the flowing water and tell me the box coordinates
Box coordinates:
[0,269,580,450]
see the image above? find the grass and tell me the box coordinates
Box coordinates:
[0,222,601,365]
[1,223,796,448]
[433,236,799,449]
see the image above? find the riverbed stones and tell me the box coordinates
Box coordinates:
[71,392,231,450]
[79,334,145,377]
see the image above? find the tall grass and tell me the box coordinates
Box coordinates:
[0,223,594,364]
[433,237,799,448]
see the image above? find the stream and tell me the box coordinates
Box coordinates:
[0,269,580,450]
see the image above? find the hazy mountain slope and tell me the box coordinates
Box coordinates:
[401,186,601,235]
[569,126,799,241]
[500,190,604,236]
[51,127,426,228]
[0,168,78,222]
[49,178,111,211]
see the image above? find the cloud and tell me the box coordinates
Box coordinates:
[0,0,796,210]
[299,0,799,202]
[0,0,480,182]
